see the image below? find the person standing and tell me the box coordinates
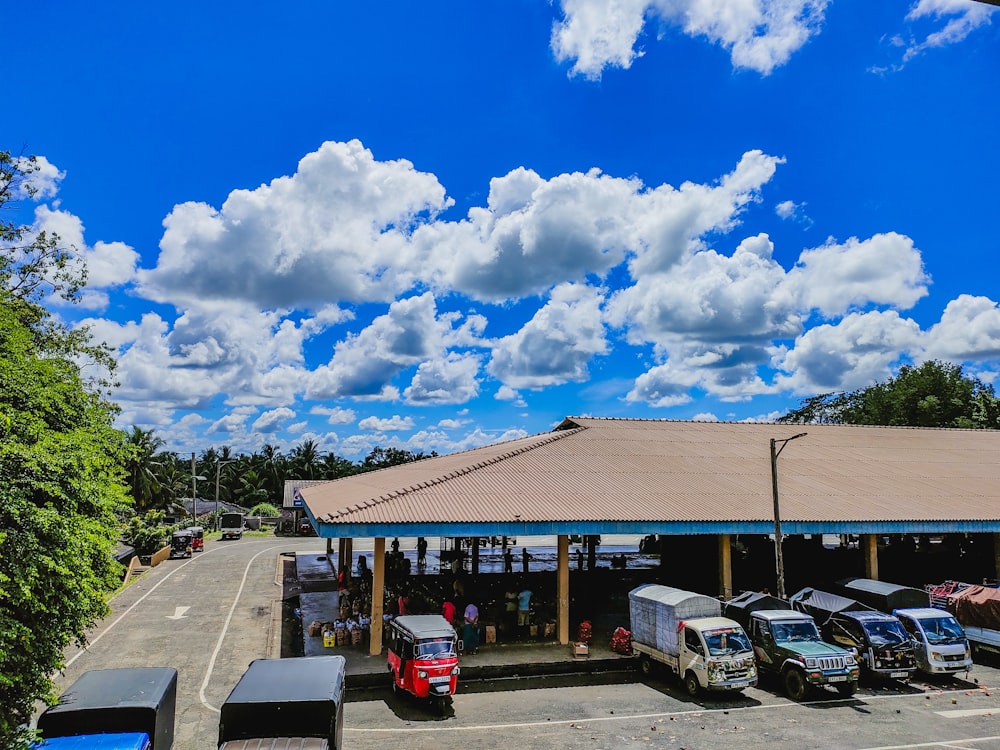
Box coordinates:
[503,547,513,574]
[503,586,518,636]
[442,598,456,626]
[517,586,532,633]
[521,547,530,574]
[416,537,428,568]
[462,601,480,655]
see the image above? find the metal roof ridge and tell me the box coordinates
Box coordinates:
[321,426,585,521]
[565,416,993,432]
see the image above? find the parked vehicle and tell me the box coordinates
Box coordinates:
[169,530,193,559]
[220,512,244,540]
[835,578,972,675]
[387,614,461,712]
[186,526,204,551]
[724,591,859,700]
[894,607,973,675]
[219,656,346,749]
[35,667,177,750]
[789,587,916,680]
[629,584,757,696]
[937,583,1000,662]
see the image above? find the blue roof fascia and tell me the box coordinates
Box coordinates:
[314,519,1000,538]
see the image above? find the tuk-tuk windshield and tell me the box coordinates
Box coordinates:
[414,637,457,659]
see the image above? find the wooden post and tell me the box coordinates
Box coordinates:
[344,538,353,577]
[862,534,879,580]
[369,537,386,656]
[718,534,733,600]
[338,538,347,576]
[557,535,569,645]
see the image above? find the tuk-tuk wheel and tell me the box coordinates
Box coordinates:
[434,696,452,715]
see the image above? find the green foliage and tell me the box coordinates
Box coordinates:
[248,502,281,517]
[0,151,131,749]
[120,510,170,556]
[779,360,1000,429]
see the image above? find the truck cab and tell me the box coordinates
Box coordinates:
[790,588,916,680]
[725,592,859,701]
[219,512,244,540]
[894,607,973,675]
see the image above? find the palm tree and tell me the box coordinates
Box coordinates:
[288,439,322,479]
[124,426,165,511]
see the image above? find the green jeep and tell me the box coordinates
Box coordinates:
[725,594,860,701]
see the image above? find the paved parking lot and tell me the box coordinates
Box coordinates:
[47,536,1000,750]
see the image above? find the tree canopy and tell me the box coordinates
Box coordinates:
[0,151,131,748]
[778,360,1000,429]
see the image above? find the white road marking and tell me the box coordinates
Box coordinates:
[935,708,999,718]
[198,544,286,713]
[855,736,1000,750]
[343,687,984,734]
[166,606,190,620]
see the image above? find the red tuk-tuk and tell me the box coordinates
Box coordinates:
[387,615,459,712]
[187,526,204,551]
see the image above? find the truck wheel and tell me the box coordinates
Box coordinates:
[836,681,857,697]
[783,668,808,701]
[683,671,700,697]
[639,655,653,676]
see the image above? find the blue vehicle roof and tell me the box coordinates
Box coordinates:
[33,733,150,750]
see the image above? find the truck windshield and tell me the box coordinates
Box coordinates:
[919,616,966,645]
[772,621,821,642]
[703,627,752,655]
[862,619,908,646]
[415,637,456,658]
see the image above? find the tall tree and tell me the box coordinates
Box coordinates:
[124,426,165,511]
[0,151,131,749]
[779,360,1000,429]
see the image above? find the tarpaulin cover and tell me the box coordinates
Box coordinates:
[947,585,1000,629]
[836,578,930,613]
[628,584,720,655]
[790,588,870,627]
[36,668,176,750]
[723,591,791,629]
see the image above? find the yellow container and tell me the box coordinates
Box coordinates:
[323,632,336,648]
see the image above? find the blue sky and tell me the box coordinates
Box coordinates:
[5,0,999,459]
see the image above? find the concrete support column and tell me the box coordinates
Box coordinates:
[862,534,879,580]
[344,538,353,577]
[337,538,347,575]
[718,534,733,600]
[369,537,386,656]
[557,535,570,645]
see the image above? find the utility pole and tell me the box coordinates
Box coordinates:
[770,432,807,600]
[191,452,197,526]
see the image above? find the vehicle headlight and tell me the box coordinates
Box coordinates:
[708,664,724,682]
[417,670,428,679]
[804,658,818,669]
[845,654,856,666]
[931,652,943,661]
[451,666,461,676]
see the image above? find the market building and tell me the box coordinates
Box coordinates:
[289,417,1000,655]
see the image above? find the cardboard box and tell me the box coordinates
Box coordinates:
[485,625,497,643]
[544,622,556,637]
[308,620,323,637]
[573,642,589,657]
[529,624,539,637]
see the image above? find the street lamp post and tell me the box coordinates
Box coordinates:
[215,460,235,528]
[770,432,807,600]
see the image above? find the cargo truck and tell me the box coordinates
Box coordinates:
[628,584,757,696]
[789,587,916,681]
[836,578,972,676]
[219,512,244,540]
[725,591,859,700]
[218,655,346,749]
[34,667,177,750]
[937,583,1000,663]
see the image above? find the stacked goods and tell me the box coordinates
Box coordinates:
[610,627,632,655]
[946,585,1000,629]
[628,584,721,655]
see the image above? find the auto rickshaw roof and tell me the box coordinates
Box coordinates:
[171,530,193,539]
[393,615,457,640]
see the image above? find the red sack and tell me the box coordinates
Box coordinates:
[577,620,593,644]
[610,626,632,655]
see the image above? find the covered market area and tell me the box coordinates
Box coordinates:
[290,417,1000,656]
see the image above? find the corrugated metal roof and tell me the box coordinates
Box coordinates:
[300,418,1000,535]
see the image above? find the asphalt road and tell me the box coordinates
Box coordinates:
[46,536,1000,750]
